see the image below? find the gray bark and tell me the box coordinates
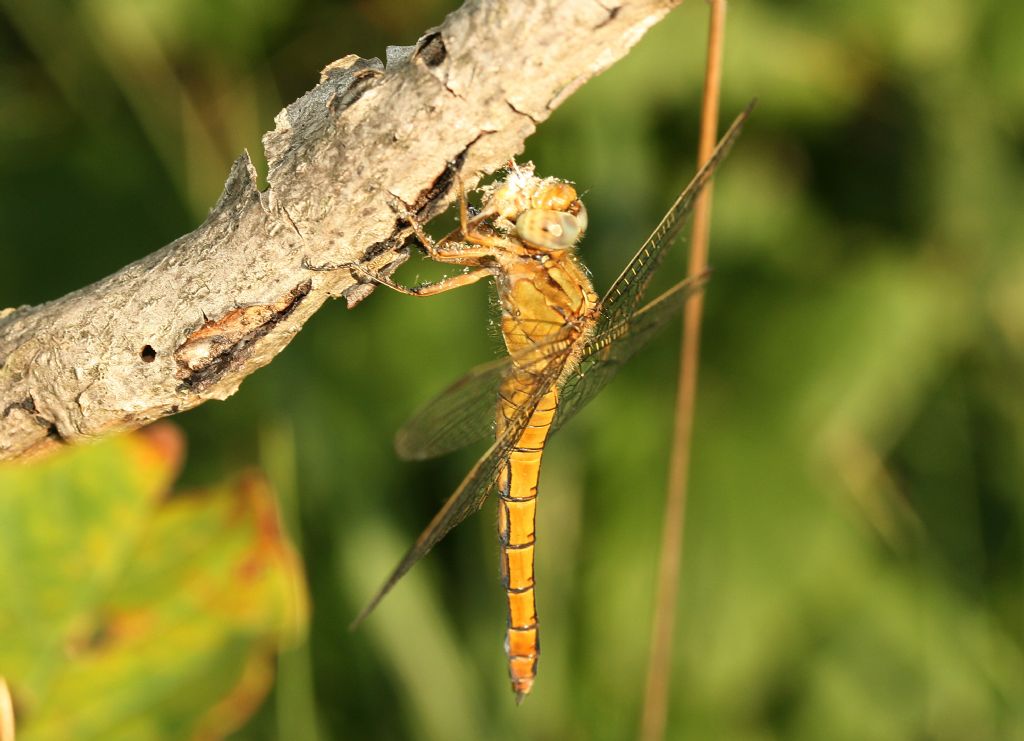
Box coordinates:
[0,0,683,461]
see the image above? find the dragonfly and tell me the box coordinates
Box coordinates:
[351,103,753,702]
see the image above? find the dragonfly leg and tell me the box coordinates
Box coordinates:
[348,261,491,297]
[457,177,493,237]
[454,177,524,253]
[396,201,444,257]
[388,193,497,264]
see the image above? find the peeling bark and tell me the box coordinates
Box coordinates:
[0,0,684,461]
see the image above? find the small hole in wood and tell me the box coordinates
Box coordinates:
[140,345,157,362]
[416,32,447,67]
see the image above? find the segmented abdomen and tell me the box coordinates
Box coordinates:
[496,382,558,701]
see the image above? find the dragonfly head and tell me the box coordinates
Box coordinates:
[514,182,588,251]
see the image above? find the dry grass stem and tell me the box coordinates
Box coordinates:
[640,2,727,739]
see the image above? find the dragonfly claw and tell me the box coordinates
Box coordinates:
[385,193,414,220]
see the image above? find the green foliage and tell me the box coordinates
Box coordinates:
[1,0,1023,739]
[0,427,307,739]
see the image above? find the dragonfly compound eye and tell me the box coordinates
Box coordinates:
[515,209,584,250]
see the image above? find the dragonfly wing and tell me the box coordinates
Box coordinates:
[395,324,582,460]
[355,340,577,627]
[552,276,706,433]
[596,102,753,335]
[395,355,509,460]
[351,437,503,627]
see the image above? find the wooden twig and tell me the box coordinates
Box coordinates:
[640,1,727,739]
[0,0,687,462]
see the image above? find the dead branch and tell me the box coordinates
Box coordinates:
[0,0,683,461]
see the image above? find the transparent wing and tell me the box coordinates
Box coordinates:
[395,272,710,460]
[394,328,579,460]
[552,275,706,433]
[352,342,577,627]
[595,103,752,336]
[394,354,509,461]
[360,277,705,626]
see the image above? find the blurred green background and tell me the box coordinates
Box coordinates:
[2,0,1023,739]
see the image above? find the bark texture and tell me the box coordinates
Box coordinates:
[0,0,682,461]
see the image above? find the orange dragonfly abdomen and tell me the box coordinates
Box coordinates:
[497,382,558,701]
